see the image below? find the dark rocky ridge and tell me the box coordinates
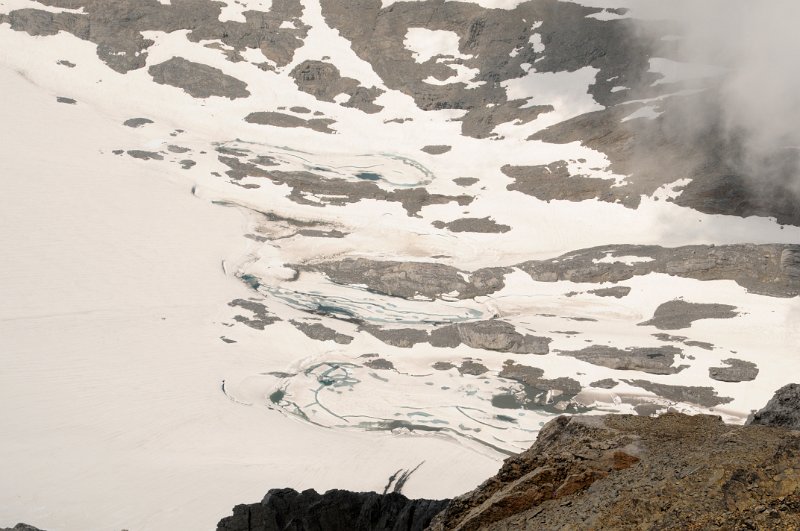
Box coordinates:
[300,244,800,302]
[319,0,667,138]
[429,411,800,531]
[217,489,448,531]
[1,0,308,73]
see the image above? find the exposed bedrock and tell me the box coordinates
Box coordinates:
[495,360,582,412]
[432,217,510,234]
[290,320,353,345]
[421,145,452,155]
[0,525,46,531]
[301,244,799,305]
[318,0,667,137]
[149,57,250,99]
[123,117,154,128]
[245,111,336,133]
[709,358,759,383]
[301,259,509,300]
[228,299,280,330]
[748,383,800,430]
[557,345,687,375]
[290,60,384,113]
[3,0,308,73]
[216,488,448,531]
[361,320,551,355]
[623,379,732,408]
[517,243,800,298]
[639,300,738,330]
[429,412,800,531]
[652,333,714,351]
[435,321,550,354]
[588,286,631,298]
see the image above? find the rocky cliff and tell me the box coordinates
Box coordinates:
[216,488,448,531]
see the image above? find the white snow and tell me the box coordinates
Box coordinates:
[404,28,471,63]
[1,6,798,531]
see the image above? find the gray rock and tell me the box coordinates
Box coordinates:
[432,217,511,234]
[451,320,550,355]
[624,379,732,407]
[709,358,759,383]
[127,150,163,161]
[290,60,383,113]
[747,383,800,429]
[4,0,308,73]
[781,248,800,278]
[359,325,429,348]
[458,360,488,376]
[504,160,620,204]
[652,333,714,351]
[229,299,280,330]
[496,360,582,411]
[361,320,549,355]
[56,96,76,104]
[57,59,75,67]
[517,244,800,298]
[590,378,618,389]
[303,258,507,300]
[149,57,250,99]
[452,177,479,187]
[167,145,190,153]
[319,0,654,137]
[245,111,335,133]
[588,286,631,298]
[640,300,738,330]
[421,145,451,155]
[558,345,687,375]
[1,525,46,531]
[290,320,353,344]
[123,117,154,128]
[363,358,394,371]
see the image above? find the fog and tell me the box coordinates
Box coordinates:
[653,0,800,193]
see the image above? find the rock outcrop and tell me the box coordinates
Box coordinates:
[430,413,800,530]
[748,383,800,430]
[216,488,448,531]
